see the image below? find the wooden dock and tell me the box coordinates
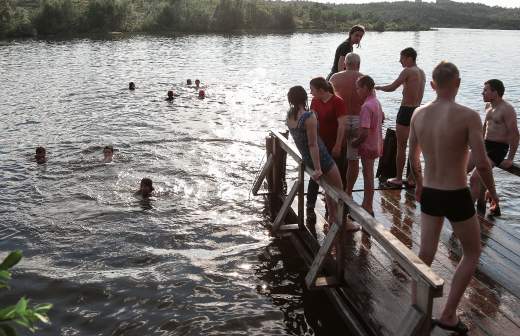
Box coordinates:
[253,130,520,336]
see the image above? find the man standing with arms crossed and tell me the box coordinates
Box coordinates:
[330,53,363,197]
[468,79,519,215]
[409,62,499,333]
[376,47,425,187]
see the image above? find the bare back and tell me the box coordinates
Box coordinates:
[412,100,480,189]
[484,100,517,143]
[330,70,363,116]
[402,66,426,107]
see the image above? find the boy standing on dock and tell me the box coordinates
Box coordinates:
[375,47,425,188]
[352,75,384,215]
[409,61,499,333]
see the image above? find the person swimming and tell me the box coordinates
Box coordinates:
[166,90,175,101]
[198,90,205,99]
[35,146,46,164]
[103,145,114,163]
[187,79,192,86]
[136,178,154,198]
[129,82,135,90]
[195,79,201,88]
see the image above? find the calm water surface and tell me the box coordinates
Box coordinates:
[1,29,519,335]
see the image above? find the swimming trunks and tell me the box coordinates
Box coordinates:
[420,187,475,222]
[396,106,418,127]
[485,139,509,167]
[345,115,359,160]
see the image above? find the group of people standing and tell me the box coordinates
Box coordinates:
[286,25,519,333]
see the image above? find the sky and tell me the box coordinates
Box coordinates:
[308,1,518,8]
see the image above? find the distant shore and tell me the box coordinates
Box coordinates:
[1,0,518,39]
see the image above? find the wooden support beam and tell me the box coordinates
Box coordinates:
[415,281,435,335]
[297,163,305,230]
[251,154,273,196]
[396,305,425,336]
[335,202,345,279]
[272,181,299,233]
[305,221,342,289]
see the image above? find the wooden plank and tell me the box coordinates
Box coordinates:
[396,306,425,336]
[297,163,305,230]
[336,202,345,279]
[251,153,273,196]
[272,181,299,232]
[279,224,299,231]
[415,281,434,335]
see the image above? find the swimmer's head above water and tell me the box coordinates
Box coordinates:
[187,79,192,85]
[138,178,154,198]
[195,79,200,88]
[129,82,135,90]
[103,145,114,162]
[35,146,46,164]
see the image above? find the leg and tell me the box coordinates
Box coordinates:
[307,177,319,210]
[346,159,359,196]
[412,213,444,304]
[361,158,375,214]
[323,165,359,231]
[395,124,410,182]
[334,154,347,190]
[439,215,481,326]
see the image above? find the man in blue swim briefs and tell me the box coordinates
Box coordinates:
[468,79,519,215]
[375,47,425,187]
[409,62,499,334]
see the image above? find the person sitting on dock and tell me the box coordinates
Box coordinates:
[129,82,135,90]
[103,145,114,163]
[165,90,175,101]
[35,146,46,164]
[468,79,519,216]
[408,61,499,334]
[286,86,359,232]
[375,47,425,188]
[351,76,384,216]
[307,77,347,222]
[330,52,364,197]
[136,178,155,198]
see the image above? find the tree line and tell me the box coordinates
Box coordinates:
[1,0,519,39]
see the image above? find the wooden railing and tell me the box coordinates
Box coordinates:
[253,130,446,336]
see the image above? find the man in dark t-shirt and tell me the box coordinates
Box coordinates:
[327,25,365,80]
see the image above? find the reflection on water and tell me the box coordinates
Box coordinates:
[1,29,519,335]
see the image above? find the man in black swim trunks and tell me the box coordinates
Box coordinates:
[326,25,364,80]
[409,62,499,334]
[468,79,519,215]
[375,47,425,187]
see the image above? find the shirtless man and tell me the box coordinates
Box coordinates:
[468,79,519,215]
[330,53,363,196]
[376,47,425,187]
[409,62,499,333]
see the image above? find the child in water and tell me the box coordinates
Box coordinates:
[103,145,114,163]
[35,146,46,164]
[136,178,154,198]
[195,79,201,88]
[129,82,135,90]
[165,90,175,101]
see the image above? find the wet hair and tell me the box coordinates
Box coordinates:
[104,145,113,153]
[357,75,375,91]
[187,79,192,85]
[348,25,365,46]
[432,61,460,88]
[141,178,154,191]
[310,77,334,94]
[198,90,205,98]
[287,86,308,121]
[485,79,505,97]
[345,52,360,67]
[401,47,417,62]
[167,90,174,97]
[36,146,46,155]
[129,82,135,90]
[195,79,200,84]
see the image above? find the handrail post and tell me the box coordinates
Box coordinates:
[298,162,305,230]
[415,280,434,335]
[336,201,345,279]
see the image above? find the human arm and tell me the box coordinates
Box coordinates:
[332,115,347,158]
[305,114,323,180]
[337,56,346,72]
[499,107,519,169]
[468,112,499,205]
[375,69,407,92]
[408,117,423,201]
[352,127,367,148]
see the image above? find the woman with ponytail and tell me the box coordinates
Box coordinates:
[306,77,348,221]
[286,86,359,232]
[327,25,365,80]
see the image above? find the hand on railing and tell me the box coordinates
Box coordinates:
[312,169,323,181]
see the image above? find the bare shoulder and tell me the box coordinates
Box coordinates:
[500,100,516,116]
[456,103,481,124]
[410,103,430,125]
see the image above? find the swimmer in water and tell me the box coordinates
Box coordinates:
[187,79,192,86]
[35,146,46,164]
[103,145,114,163]
[165,90,174,101]
[195,79,201,88]
[129,82,135,90]
[198,90,205,99]
[136,178,154,198]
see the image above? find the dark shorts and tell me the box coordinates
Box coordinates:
[420,187,476,222]
[396,106,418,127]
[485,140,509,167]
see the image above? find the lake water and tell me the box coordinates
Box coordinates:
[1,28,519,335]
